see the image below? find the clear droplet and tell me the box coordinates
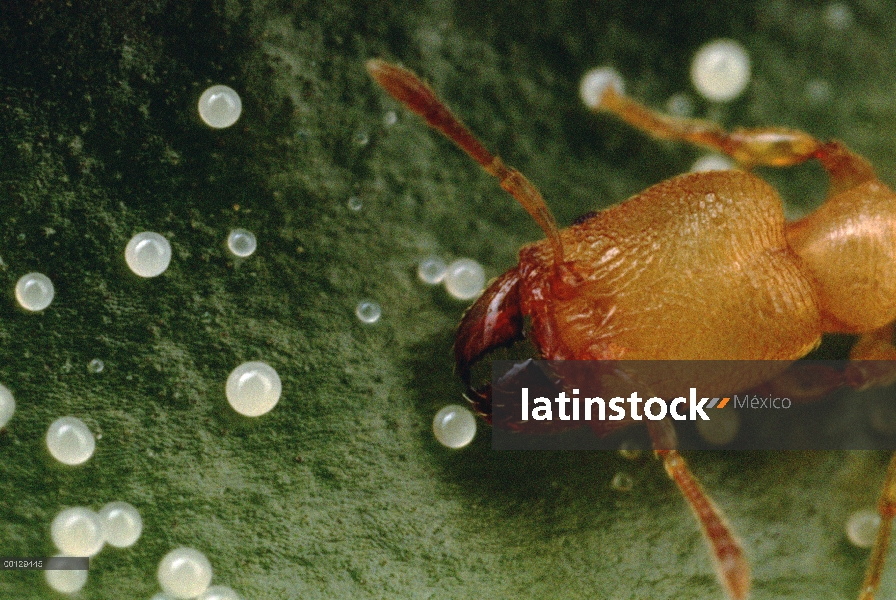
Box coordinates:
[51,507,105,557]
[198,85,242,129]
[433,405,476,449]
[355,300,381,324]
[846,508,880,549]
[225,361,282,417]
[579,67,625,109]
[15,272,55,311]
[805,79,832,105]
[696,407,741,445]
[45,557,88,594]
[690,39,751,102]
[691,154,736,172]
[0,384,15,428]
[157,547,213,599]
[227,229,257,258]
[823,2,853,30]
[46,416,96,466]
[199,585,244,600]
[444,259,486,300]
[87,359,104,374]
[666,93,695,117]
[125,232,172,278]
[417,256,447,285]
[353,131,369,146]
[610,472,634,492]
[99,501,143,548]
[347,196,363,212]
[618,440,643,460]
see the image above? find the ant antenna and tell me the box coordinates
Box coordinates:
[366,59,565,264]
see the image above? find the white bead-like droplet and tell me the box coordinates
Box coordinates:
[432,404,476,449]
[0,383,14,428]
[199,585,244,600]
[383,110,398,127]
[225,361,282,417]
[696,407,741,445]
[51,507,105,557]
[666,92,695,117]
[617,439,643,460]
[15,272,55,311]
[444,259,486,300]
[45,557,88,594]
[355,300,382,324]
[417,256,447,285]
[198,85,242,129]
[690,39,751,102]
[610,472,634,492]
[805,79,832,105]
[691,154,736,172]
[353,131,370,146]
[823,2,853,30]
[46,416,96,465]
[125,232,172,278]
[347,196,363,212]
[99,501,143,548]
[846,508,881,549]
[227,229,257,258]
[157,547,213,599]
[87,359,105,374]
[579,67,625,109]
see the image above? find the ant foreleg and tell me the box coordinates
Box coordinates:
[858,452,896,600]
[646,420,750,600]
[591,85,876,196]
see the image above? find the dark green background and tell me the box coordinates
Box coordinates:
[0,0,893,598]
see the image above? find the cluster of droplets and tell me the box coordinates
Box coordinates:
[415,255,486,300]
[45,502,143,593]
[3,88,272,597]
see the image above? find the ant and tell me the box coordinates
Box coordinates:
[367,58,896,600]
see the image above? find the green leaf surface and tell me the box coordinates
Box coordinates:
[0,1,894,598]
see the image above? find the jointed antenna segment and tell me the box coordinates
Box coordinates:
[366,59,564,263]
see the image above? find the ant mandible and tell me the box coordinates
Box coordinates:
[367,58,896,600]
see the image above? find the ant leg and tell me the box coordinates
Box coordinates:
[858,452,896,600]
[593,87,877,195]
[367,59,565,263]
[845,324,896,389]
[646,420,750,600]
